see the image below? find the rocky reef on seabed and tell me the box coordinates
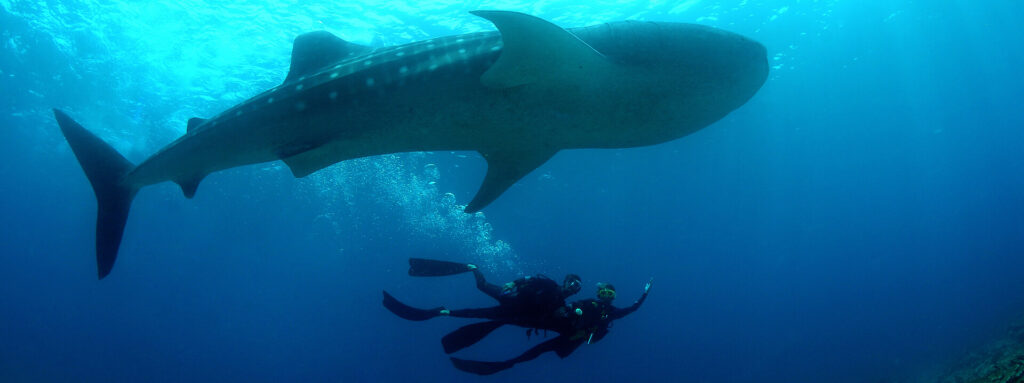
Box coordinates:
[931,319,1024,383]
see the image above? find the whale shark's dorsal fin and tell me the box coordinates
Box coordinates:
[466,147,557,213]
[285,31,372,83]
[471,10,610,89]
[186,117,207,133]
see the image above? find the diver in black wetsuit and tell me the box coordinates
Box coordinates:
[382,258,652,375]
[441,264,582,325]
[382,258,581,326]
[382,258,582,354]
[566,281,650,342]
[449,279,652,375]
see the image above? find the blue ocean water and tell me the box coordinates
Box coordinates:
[2,0,1023,382]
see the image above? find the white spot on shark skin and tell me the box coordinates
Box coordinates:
[295,84,304,91]
[456,38,464,43]
[399,66,409,74]
[364,60,373,66]
[427,43,435,49]
[295,101,307,111]
[396,51,405,57]
[330,72,340,79]
[329,91,338,100]
[235,110,243,117]
[490,45,501,51]
[267,97,275,104]
[429,63,439,71]
[366,78,375,87]
[458,48,466,54]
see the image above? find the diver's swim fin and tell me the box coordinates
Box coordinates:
[382,291,446,321]
[449,357,515,376]
[442,321,505,354]
[450,335,583,375]
[408,258,473,277]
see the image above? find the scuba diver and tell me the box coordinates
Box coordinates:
[382,258,652,375]
[383,258,583,353]
[449,279,652,375]
[384,258,581,323]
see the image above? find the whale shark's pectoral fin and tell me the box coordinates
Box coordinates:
[466,147,557,213]
[284,31,373,84]
[471,10,611,89]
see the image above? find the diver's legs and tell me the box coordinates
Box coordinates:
[448,306,507,319]
[449,335,583,375]
[442,321,506,354]
[507,335,581,364]
[472,269,504,301]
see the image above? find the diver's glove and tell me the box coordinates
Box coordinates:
[633,278,653,306]
[467,263,477,270]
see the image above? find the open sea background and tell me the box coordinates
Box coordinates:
[2,1,1022,382]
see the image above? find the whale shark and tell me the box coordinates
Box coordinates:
[55,10,768,279]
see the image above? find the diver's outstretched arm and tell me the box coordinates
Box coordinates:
[609,278,653,320]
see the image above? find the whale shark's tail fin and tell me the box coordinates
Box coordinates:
[54,109,139,279]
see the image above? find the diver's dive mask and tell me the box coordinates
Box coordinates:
[596,282,616,301]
